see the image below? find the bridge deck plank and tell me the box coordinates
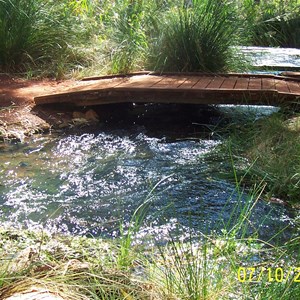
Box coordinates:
[177,76,201,88]
[262,78,276,90]
[234,78,249,89]
[207,77,225,89]
[34,73,300,107]
[276,80,290,93]
[287,81,300,94]
[192,77,214,89]
[248,78,262,90]
[220,78,237,89]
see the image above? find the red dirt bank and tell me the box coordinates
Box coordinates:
[0,75,97,140]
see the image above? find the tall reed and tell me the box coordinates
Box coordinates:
[117,176,172,269]
[150,174,299,299]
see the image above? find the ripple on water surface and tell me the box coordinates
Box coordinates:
[0,131,296,242]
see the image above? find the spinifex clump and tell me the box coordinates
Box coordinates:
[148,0,241,72]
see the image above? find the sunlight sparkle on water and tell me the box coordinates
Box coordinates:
[0,128,296,241]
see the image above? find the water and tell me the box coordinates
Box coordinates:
[239,46,300,70]
[0,120,296,243]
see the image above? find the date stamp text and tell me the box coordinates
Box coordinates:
[237,267,300,283]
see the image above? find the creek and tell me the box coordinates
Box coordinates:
[0,47,299,244]
[0,105,297,244]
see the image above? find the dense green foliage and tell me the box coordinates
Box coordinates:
[104,0,156,74]
[0,0,299,76]
[0,0,91,76]
[240,0,300,47]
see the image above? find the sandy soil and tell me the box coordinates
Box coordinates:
[0,75,97,140]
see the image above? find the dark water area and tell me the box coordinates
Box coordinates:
[0,103,297,244]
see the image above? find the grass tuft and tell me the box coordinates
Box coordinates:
[148,0,242,73]
[207,111,300,205]
[0,0,91,77]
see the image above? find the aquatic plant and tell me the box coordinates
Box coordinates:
[117,176,172,269]
[243,113,300,203]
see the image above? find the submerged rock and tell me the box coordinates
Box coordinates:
[72,109,99,126]
[85,109,99,122]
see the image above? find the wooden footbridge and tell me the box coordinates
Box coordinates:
[34,72,300,107]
